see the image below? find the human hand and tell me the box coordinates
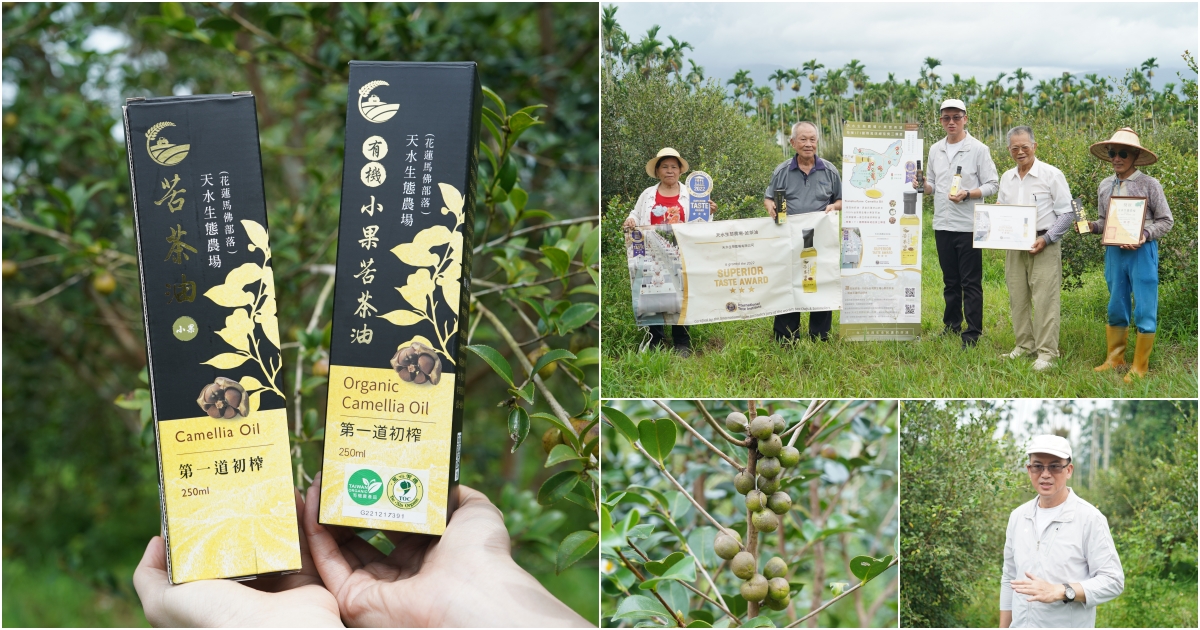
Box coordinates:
[764,198,776,219]
[1029,237,1047,255]
[304,475,591,628]
[1010,572,1065,604]
[133,490,343,628]
[824,204,838,214]
[709,200,718,213]
[622,217,637,230]
[1119,232,1147,250]
[950,190,970,203]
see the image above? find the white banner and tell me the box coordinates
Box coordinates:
[840,122,924,340]
[625,214,841,327]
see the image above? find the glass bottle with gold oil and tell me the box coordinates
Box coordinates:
[901,191,919,265]
[949,165,963,197]
[801,228,817,293]
[774,187,787,225]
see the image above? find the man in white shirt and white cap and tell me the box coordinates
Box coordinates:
[1000,434,1124,628]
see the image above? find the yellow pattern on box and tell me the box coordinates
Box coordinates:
[158,408,301,583]
[319,365,455,534]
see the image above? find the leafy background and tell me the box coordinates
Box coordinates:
[900,400,1198,628]
[2,3,599,625]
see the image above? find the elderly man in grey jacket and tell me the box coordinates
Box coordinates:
[1000,435,1124,628]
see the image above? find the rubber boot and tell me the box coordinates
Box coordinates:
[1124,332,1155,383]
[1093,325,1127,372]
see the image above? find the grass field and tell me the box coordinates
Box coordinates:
[601,210,1198,398]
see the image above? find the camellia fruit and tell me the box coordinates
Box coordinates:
[542,427,564,454]
[527,345,558,379]
[821,444,839,459]
[749,416,774,440]
[713,533,741,560]
[768,491,792,515]
[752,509,779,533]
[725,411,748,433]
[770,413,786,434]
[2,260,17,278]
[763,556,788,579]
[779,445,801,468]
[740,574,768,602]
[766,595,791,611]
[745,489,766,512]
[757,456,782,479]
[312,358,330,377]
[92,270,116,294]
[734,470,755,495]
[731,551,756,580]
[757,474,781,494]
[768,577,790,601]
[758,434,783,457]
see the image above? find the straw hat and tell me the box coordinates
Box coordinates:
[645,147,690,178]
[1089,127,1157,166]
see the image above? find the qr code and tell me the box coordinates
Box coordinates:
[905,304,916,315]
[905,288,916,298]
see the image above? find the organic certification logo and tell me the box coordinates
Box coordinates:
[347,469,384,505]
[386,472,424,510]
[357,81,399,123]
[145,121,190,166]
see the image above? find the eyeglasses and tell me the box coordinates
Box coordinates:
[1009,144,1034,153]
[1107,149,1132,159]
[940,115,965,123]
[1026,463,1068,474]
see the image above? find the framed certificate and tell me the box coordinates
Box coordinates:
[972,204,1037,250]
[1101,196,1148,246]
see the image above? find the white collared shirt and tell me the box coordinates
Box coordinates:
[997,159,1073,232]
[1001,488,1125,628]
[926,132,1000,232]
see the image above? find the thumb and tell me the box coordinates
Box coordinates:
[1024,571,1038,580]
[133,536,171,626]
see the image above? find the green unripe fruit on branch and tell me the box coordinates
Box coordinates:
[763,556,788,579]
[542,427,563,454]
[770,413,786,434]
[758,434,783,457]
[714,532,741,560]
[745,489,766,512]
[765,595,791,611]
[779,445,801,468]
[768,577,790,601]
[757,457,782,479]
[757,475,781,494]
[821,444,839,459]
[740,574,768,602]
[725,411,748,433]
[734,470,755,495]
[731,551,756,580]
[749,416,774,440]
[752,508,779,532]
[768,491,792,515]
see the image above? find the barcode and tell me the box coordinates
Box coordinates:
[905,288,916,298]
[905,304,916,314]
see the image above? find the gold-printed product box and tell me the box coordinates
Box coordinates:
[318,61,481,534]
[123,94,302,583]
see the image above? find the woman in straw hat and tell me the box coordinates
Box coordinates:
[1084,127,1173,382]
[623,148,716,356]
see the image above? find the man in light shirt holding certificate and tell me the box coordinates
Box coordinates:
[996,126,1074,371]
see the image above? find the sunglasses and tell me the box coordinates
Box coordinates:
[1107,149,1133,159]
[939,115,965,123]
[1026,463,1068,474]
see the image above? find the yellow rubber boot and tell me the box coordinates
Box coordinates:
[1094,325,1127,372]
[1124,332,1155,382]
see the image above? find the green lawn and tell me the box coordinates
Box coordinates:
[601,215,1197,398]
[3,559,149,628]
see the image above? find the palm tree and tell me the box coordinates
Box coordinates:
[727,69,754,106]
[823,68,848,141]
[662,36,693,77]
[685,59,705,88]
[802,59,824,85]
[768,68,790,135]
[1141,57,1159,128]
[1007,67,1032,109]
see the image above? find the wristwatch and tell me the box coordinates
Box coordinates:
[1062,583,1076,603]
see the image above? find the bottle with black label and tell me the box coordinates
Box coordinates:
[801,228,817,293]
[774,187,787,225]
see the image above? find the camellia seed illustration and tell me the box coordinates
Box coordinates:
[734,470,755,494]
[725,411,748,433]
[714,532,741,560]
[749,416,774,440]
[196,376,250,419]
[763,556,788,579]
[779,445,801,468]
[390,341,443,385]
[731,551,756,580]
[745,489,766,512]
[741,574,768,602]
[758,456,782,479]
[758,434,783,457]
[752,508,779,533]
[768,491,792,514]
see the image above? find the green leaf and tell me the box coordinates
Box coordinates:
[537,470,578,505]
[849,554,893,582]
[532,348,576,377]
[555,530,597,574]
[531,412,580,452]
[581,226,600,265]
[481,85,507,119]
[744,615,777,627]
[509,186,528,213]
[639,554,696,590]
[644,551,686,576]
[508,406,529,453]
[557,302,598,333]
[480,116,503,151]
[613,595,670,623]
[602,406,639,445]
[688,610,715,625]
[687,526,718,568]
[572,347,599,367]
[506,111,542,148]
[200,16,240,31]
[539,246,571,277]
[465,344,513,386]
[686,621,713,628]
[515,381,535,404]
[498,156,518,192]
[638,418,677,463]
[545,443,582,467]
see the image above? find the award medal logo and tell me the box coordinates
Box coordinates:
[685,171,713,222]
[145,121,190,166]
[358,80,400,123]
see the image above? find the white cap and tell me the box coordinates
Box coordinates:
[1027,434,1072,460]
[940,98,967,112]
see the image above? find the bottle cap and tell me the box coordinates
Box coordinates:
[802,228,814,248]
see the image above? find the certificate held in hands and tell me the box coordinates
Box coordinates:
[972,203,1037,250]
[1101,196,1148,246]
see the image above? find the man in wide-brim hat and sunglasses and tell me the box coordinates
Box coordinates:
[1084,127,1173,382]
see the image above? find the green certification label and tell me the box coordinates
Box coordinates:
[347,469,384,505]
[387,472,424,510]
[172,316,198,341]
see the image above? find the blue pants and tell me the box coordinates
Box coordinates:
[1104,240,1158,334]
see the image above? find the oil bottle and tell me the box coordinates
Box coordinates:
[774,187,787,225]
[801,228,817,293]
[901,191,919,265]
[949,165,963,197]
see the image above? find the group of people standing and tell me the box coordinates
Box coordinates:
[623,98,1172,380]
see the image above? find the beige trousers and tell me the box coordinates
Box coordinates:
[1005,238,1062,361]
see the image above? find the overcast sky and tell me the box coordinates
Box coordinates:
[611,2,1197,95]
